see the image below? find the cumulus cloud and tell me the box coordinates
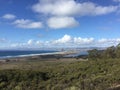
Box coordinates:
[2,14,16,20]
[10,35,95,48]
[27,40,43,45]
[98,38,108,43]
[36,41,42,45]
[74,37,94,45]
[32,0,118,16]
[13,19,43,29]
[53,34,72,44]
[50,36,120,47]
[11,35,120,48]
[98,38,120,45]
[47,17,79,29]
[11,40,44,48]
[27,39,34,45]
[32,0,118,29]
[51,34,94,46]
[51,37,119,47]
[9,35,120,48]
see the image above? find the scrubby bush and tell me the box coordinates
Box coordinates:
[88,43,120,60]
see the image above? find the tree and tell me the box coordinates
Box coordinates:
[88,49,101,60]
[115,44,120,58]
[103,46,116,58]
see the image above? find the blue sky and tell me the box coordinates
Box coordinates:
[0,0,120,49]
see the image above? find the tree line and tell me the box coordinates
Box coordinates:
[88,43,120,60]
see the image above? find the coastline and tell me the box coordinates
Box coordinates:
[0,51,79,63]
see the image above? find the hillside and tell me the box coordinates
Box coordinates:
[0,58,120,90]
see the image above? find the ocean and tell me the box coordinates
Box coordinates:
[0,50,57,59]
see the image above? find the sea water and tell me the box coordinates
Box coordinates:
[0,50,57,59]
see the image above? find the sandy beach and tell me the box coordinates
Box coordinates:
[0,50,84,63]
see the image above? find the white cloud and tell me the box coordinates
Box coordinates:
[32,0,118,29]
[13,19,43,29]
[47,17,79,29]
[32,0,118,16]
[36,41,41,45]
[10,35,95,48]
[10,40,44,48]
[27,39,44,46]
[48,37,120,47]
[9,35,120,48]
[113,0,120,2]
[74,37,94,44]
[36,41,44,46]
[98,38,108,43]
[27,39,34,45]
[51,34,94,46]
[98,38,120,46]
[53,34,72,44]
[2,14,16,20]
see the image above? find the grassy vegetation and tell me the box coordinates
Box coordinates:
[0,58,120,90]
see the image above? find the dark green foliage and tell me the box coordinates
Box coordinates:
[0,58,120,90]
[0,70,49,90]
[88,49,102,60]
[88,44,120,60]
[103,46,116,58]
[115,45,120,58]
[76,55,88,59]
